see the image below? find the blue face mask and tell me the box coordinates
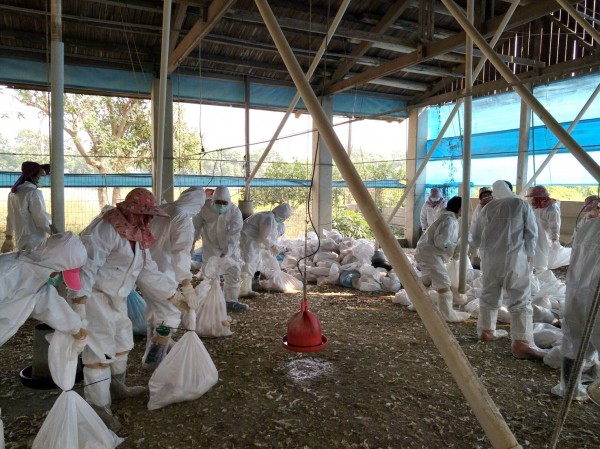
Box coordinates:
[215,204,228,214]
[47,272,63,287]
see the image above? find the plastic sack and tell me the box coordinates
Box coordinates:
[548,244,571,269]
[147,331,218,410]
[339,270,360,288]
[351,242,374,265]
[381,272,401,293]
[392,290,412,306]
[47,331,86,391]
[127,290,148,337]
[543,345,563,369]
[323,229,343,243]
[533,304,556,324]
[316,263,341,286]
[464,298,480,317]
[194,278,232,337]
[260,270,303,292]
[32,328,122,449]
[533,322,563,348]
[32,391,123,449]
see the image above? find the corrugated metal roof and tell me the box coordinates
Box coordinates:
[0,0,598,112]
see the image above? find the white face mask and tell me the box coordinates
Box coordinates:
[430,196,441,202]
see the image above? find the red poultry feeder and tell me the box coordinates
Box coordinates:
[282,299,328,353]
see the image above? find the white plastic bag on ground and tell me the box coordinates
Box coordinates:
[260,269,303,292]
[548,244,571,269]
[393,290,412,306]
[33,331,122,449]
[533,304,556,324]
[381,272,401,293]
[316,263,341,286]
[147,332,218,410]
[533,322,562,348]
[543,345,563,369]
[464,298,480,317]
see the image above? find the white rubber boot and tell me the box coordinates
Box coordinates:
[239,272,257,298]
[550,358,588,400]
[84,366,121,432]
[437,291,470,322]
[477,307,508,341]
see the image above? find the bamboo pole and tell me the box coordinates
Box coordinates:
[255,1,522,447]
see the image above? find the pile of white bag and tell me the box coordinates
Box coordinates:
[271,230,401,293]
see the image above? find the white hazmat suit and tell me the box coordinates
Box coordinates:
[149,187,206,323]
[69,189,183,431]
[531,199,562,271]
[0,232,86,346]
[193,186,246,311]
[6,180,52,251]
[415,207,470,322]
[471,180,546,359]
[240,203,292,297]
[552,218,600,401]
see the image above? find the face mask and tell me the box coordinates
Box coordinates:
[430,196,441,202]
[47,272,63,287]
[215,204,228,214]
[275,218,284,224]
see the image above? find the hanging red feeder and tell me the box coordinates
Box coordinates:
[282,298,328,352]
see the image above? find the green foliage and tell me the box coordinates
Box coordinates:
[332,209,374,239]
[546,185,600,201]
[250,157,310,208]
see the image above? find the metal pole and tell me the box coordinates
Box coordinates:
[385,0,521,225]
[245,75,251,184]
[255,1,522,447]
[459,0,474,294]
[50,0,65,232]
[155,0,172,204]
[554,0,600,45]
[243,0,353,200]
[441,0,600,183]
[518,83,600,197]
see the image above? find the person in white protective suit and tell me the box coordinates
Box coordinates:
[240,203,292,298]
[414,196,470,322]
[420,187,446,232]
[68,188,191,432]
[526,185,563,272]
[551,218,600,403]
[468,187,493,266]
[471,180,547,360]
[2,161,54,253]
[149,187,206,324]
[0,231,87,346]
[194,186,247,311]
[572,195,599,242]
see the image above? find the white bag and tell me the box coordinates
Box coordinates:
[195,278,232,338]
[260,269,303,292]
[33,332,122,449]
[147,332,218,410]
[533,322,563,348]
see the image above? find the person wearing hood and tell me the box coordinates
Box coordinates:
[240,203,292,298]
[551,218,600,403]
[415,196,470,322]
[471,180,546,360]
[149,187,206,326]
[526,185,564,272]
[2,161,54,253]
[0,232,87,346]
[420,187,446,232]
[193,186,246,312]
[572,195,599,242]
[68,188,190,432]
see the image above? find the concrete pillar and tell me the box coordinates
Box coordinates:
[151,78,174,203]
[516,89,531,194]
[405,107,428,248]
[311,96,333,236]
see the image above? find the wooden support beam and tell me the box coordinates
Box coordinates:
[168,0,236,74]
[325,0,576,95]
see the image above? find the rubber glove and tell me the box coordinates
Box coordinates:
[1,237,14,253]
[71,296,87,321]
[181,283,200,309]
[169,291,189,314]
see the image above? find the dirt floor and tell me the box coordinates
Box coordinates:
[1,281,599,449]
